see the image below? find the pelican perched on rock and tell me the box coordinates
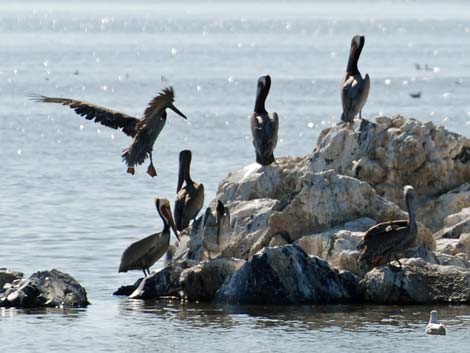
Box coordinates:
[426,310,446,335]
[358,185,417,271]
[30,87,187,177]
[202,200,231,259]
[341,35,370,124]
[250,75,278,165]
[119,198,179,277]
[174,150,204,231]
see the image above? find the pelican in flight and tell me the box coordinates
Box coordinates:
[30,87,187,177]
[358,185,417,271]
[174,150,204,231]
[250,75,278,165]
[426,310,446,335]
[119,198,179,277]
[341,35,370,124]
[202,200,231,259]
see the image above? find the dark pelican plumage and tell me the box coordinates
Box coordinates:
[119,198,179,277]
[358,185,417,271]
[341,35,370,124]
[174,150,204,231]
[202,200,231,259]
[250,75,278,165]
[30,87,187,177]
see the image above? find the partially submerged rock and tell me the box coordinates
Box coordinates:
[361,258,470,304]
[116,116,470,306]
[214,245,359,305]
[180,258,245,302]
[0,269,89,308]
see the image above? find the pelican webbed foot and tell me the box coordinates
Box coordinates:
[127,167,135,175]
[147,163,157,177]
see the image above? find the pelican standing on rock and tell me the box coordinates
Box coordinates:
[341,35,370,124]
[358,185,417,271]
[202,200,231,259]
[251,75,278,165]
[174,150,204,231]
[426,310,446,335]
[30,87,187,177]
[119,198,179,277]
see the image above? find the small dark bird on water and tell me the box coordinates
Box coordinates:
[341,35,370,124]
[250,75,278,165]
[174,150,204,231]
[30,87,187,177]
[409,91,422,98]
[358,185,417,272]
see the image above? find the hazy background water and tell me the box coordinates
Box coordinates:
[1,1,470,352]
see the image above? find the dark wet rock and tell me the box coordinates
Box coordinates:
[113,278,143,296]
[214,245,359,305]
[0,269,23,290]
[180,258,245,302]
[361,258,470,304]
[0,269,89,308]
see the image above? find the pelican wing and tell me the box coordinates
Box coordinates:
[341,73,370,121]
[119,234,159,272]
[30,95,139,137]
[174,188,188,230]
[251,112,278,164]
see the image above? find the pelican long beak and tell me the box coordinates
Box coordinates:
[161,205,180,242]
[169,104,187,120]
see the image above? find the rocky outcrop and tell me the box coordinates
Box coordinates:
[115,116,470,306]
[310,117,469,206]
[0,269,89,308]
[214,245,359,305]
[361,258,470,304]
[180,258,245,302]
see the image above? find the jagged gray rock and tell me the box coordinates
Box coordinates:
[361,258,470,303]
[0,269,23,290]
[180,258,245,302]
[0,269,88,308]
[214,245,359,305]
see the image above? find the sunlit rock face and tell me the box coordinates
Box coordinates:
[116,116,470,305]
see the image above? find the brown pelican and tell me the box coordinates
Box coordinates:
[119,198,179,277]
[358,185,417,271]
[202,200,231,259]
[250,75,278,165]
[341,35,370,123]
[30,87,187,177]
[174,150,204,231]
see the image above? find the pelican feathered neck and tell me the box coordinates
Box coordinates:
[177,150,193,193]
[347,36,364,75]
[254,75,271,114]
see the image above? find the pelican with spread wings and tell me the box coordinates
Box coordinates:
[30,87,187,177]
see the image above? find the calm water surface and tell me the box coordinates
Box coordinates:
[1,1,470,352]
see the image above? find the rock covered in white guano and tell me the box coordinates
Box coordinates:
[0,269,23,290]
[361,258,470,303]
[214,245,359,305]
[0,269,88,308]
[180,258,245,302]
[434,206,470,239]
[418,184,470,232]
[309,117,470,226]
[216,157,308,203]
